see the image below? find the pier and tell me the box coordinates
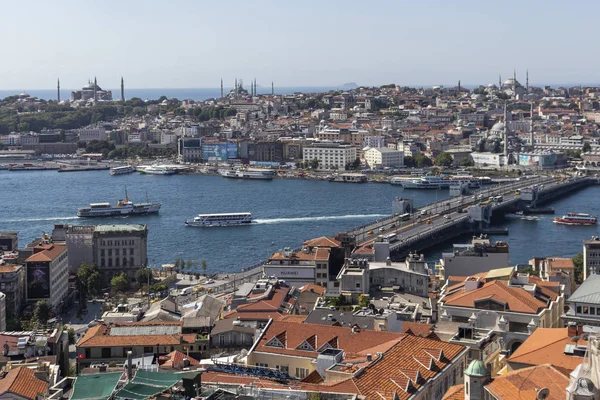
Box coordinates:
[344,175,597,259]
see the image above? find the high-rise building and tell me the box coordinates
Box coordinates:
[583,236,600,280]
[24,243,69,310]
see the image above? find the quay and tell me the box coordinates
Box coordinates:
[342,175,597,259]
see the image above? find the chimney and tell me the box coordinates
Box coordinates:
[366,353,372,362]
[127,351,133,380]
[386,257,392,266]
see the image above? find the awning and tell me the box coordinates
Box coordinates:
[70,372,123,400]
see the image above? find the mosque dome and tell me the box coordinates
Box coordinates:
[465,360,489,377]
[491,122,505,132]
[19,92,30,98]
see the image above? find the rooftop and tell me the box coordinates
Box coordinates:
[24,243,66,263]
[0,367,49,400]
[485,364,568,400]
[95,224,147,233]
[567,274,600,305]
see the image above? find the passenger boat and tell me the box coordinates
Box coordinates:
[138,166,177,175]
[218,168,274,180]
[397,175,450,189]
[185,212,253,227]
[553,213,598,226]
[77,190,161,217]
[110,165,136,176]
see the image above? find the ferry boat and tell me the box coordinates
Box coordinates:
[219,168,274,180]
[397,175,450,189]
[110,165,136,176]
[138,166,177,175]
[185,212,253,227]
[553,212,598,226]
[77,191,161,217]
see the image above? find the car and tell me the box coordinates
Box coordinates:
[378,227,385,233]
[367,230,374,234]
[444,214,451,219]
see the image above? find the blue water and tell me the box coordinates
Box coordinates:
[1,170,598,273]
[0,86,340,102]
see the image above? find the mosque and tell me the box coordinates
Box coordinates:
[70,78,113,102]
[498,71,527,98]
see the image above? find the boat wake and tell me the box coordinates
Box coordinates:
[254,214,387,225]
[1,216,79,223]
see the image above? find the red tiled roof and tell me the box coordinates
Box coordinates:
[0,265,20,273]
[254,320,404,360]
[442,384,465,400]
[303,237,342,248]
[160,350,200,369]
[25,244,66,263]
[77,322,193,348]
[401,322,434,337]
[298,284,325,296]
[0,367,48,400]
[485,364,568,400]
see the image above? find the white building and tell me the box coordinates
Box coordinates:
[438,236,510,279]
[76,127,107,142]
[363,147,403,169]
[303,142,357,170]
[583,236,600,280]
[161,132,178,145]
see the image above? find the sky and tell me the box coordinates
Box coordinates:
[1,0,599,89]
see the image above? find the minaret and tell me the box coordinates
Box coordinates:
[93,76,97,103]
[498,74,501,88]
[513,69,517,92]
[271,81,274,96]
[220,78,223,98]
[530,102,534,148]
[57,78,60,102]
[235,78,238,94]
[503,103,508,157]
[120,77,125,102]
[458,80,461,93]
[526,69,529,93]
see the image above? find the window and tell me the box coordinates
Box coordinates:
[584,306,589,314]
[279,365,289,374]
[356,282,361,288]
[116,258,120,267]
[130,248,134,255]
[130,257,135,266]
[108,258,113,267]
[122,347,133,357]
[102,348,111,358]
[108,249,112,257]
[101,259,105,267]
[100,249,105,257]
[85,348,91,359]
[123,258,128,266]
[143,346,154,353]
[296,368,308,379]
[577,306,582,314]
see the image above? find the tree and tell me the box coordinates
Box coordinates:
[415,154,433,168]
[185,260,193,270]
[201,260,208,276]
[174,258,183,272]
[358,294,370,308]
[403,156,415,167]
[111,273,129,293]
[135,268,152,288]
[309,158,319,169]
[573,253,584,284]
[67,327,76,345]
[33,301,51,325]
[459,156,474,167]
[583,142,592,153]
[435,152,454,167]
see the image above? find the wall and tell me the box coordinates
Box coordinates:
[248,351,314,379]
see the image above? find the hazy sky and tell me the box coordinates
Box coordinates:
[2,0,599,89]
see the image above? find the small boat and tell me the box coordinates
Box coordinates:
[218,168,274,180]
[185,212,253,227]
[505,211,538,221]
[110,165,136,176]
[138,166,177,175]
[553,212,598,226]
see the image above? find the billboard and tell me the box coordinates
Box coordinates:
[226,143,238,159]
[27,262,50,299]
[263,266,315,280]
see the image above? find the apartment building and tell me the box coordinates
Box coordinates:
[303,142,357,170]
[24,243,69,310]
[363,147,404,169]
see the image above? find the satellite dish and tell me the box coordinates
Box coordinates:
[536,387,550,400]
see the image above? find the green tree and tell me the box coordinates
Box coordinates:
[111,273,129,293]
[573,252,584,283]
[358,294,370,308]
[309,158,319,169]
[435,152,454,167]
[403,156,415,167]
[67,327,76,345]
[135,268,152,288]
[583,142,592,153]
[459,156,474,167]
[201,260,208,276]
[185,260,193,270]
[33,301,51,325]
[415,154,433,168]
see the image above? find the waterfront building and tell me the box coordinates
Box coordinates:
[75,127,107,142]
[302,141,357,170]
[247,318,467,398]
[24,243,68,310]
[93,224,148,283]
[562,274,600,327]
[177,137,202,163]
[0,232,18,251]
[439,270,565,355]
[583,236,600,280]
[247,140,284,162]
[363,146,404,169]
[437,236,509,280]
[76,321,206,368]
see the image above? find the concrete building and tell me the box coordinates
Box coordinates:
[64,225,95,274]
[177,138,202,163]
[562,274,600,327]
[363,147,404,169]
[24,243,69,310]
[583,236,600,280]
[303,142,357,170]
[437,236,509,279]
[76,127,107,142]
[0,263,25,319]
[93,224,148,283]
[439,270,565,355]
[0,232,18,251]
[248,141,284,162]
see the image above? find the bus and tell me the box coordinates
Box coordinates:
[399,213,411,221]
[490,195,503,203]
[385,233,398,243]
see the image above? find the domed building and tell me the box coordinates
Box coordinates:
[71,78,112,102]
[501,72,526,98]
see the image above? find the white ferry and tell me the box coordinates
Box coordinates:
[553,212,598,226]
[185,212,253,227]
[77,192,161,217]
[110,165,136,176]
[219,168,274,180]
[398,175,450,189]
[138,166,177,175]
